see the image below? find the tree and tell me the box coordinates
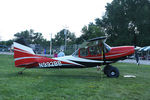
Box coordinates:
[5,40,14,46]
[14,29,33,44]
[14,29,46,46]
[14,29,51,51]
[77,22,105,44]
[53,29,76,46]
[98,0,150,46]
[0,39,14,47]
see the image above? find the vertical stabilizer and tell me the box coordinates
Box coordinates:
[13,38,39,67]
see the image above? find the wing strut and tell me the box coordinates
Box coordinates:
[102,43,106,65]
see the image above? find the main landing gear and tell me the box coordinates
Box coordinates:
[103,65,119,78]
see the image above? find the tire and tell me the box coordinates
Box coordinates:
[106,66,119,78]
[103,65,110,75]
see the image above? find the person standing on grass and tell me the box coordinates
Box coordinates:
[57,49,65,57]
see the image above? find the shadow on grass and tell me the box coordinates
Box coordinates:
[3,70,108,80]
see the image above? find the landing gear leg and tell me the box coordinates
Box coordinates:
[18,68,26,74]
[103,65,119,78]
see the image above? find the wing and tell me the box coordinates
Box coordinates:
[87,36,107,42]
[80,36,107,48]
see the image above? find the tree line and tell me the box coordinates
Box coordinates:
[1,0,150,47]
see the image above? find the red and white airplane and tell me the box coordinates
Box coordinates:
[14,37,138,78]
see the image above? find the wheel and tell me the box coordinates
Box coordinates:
[103,65,111,75]
[106,65,119,78]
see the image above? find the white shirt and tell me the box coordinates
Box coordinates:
[57,51,65,57]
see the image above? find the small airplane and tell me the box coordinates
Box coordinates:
[13,36,139,78]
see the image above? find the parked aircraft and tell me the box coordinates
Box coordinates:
[14,36,139,78]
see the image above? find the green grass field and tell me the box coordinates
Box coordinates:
[0,54,150,100]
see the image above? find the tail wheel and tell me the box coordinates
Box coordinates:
[104,65,119,78]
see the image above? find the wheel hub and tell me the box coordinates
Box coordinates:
[111,71,115,76]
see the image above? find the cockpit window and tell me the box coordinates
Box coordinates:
[72,42,111,57]
[89,46,101,55]
[89,43,111,56]
[80,48,88,56]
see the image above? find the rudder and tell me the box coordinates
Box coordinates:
[14,38,39,67]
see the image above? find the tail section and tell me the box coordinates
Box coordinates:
[14,38,40,67]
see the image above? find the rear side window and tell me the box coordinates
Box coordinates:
[89,45,102,56]
[80,48,88,56]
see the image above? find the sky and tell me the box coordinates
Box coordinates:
[0,0,112,41]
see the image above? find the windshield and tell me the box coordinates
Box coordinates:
[104,43,111,53]
[72,49,79,56]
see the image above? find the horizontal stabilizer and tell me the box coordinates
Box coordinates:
[16,62,38,68]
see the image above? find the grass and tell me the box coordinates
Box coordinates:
[0,54,150,100]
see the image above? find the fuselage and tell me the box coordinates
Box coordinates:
[14,41,135,68]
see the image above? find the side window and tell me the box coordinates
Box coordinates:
[97,46,102,54]
[89,46,96,55]
[80,48,88,56]
[89,45,102,56]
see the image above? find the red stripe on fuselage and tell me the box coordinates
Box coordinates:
[14,47,78,68]
[80,46,134,60]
